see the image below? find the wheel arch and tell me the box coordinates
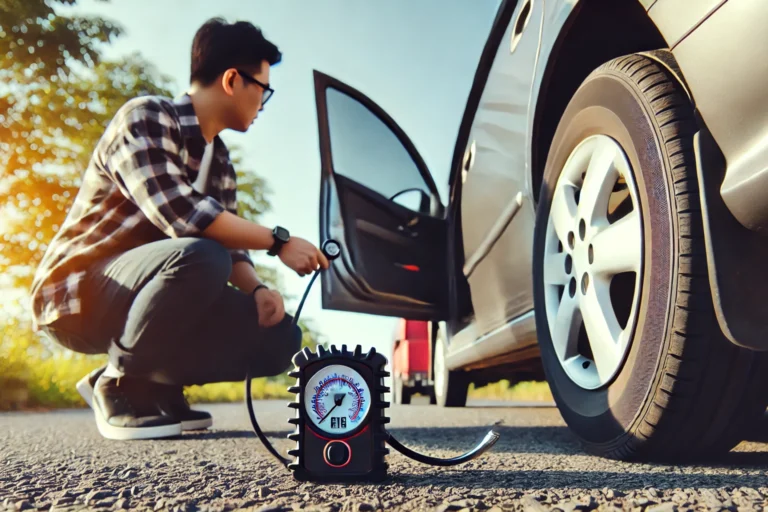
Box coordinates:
[530,0,674,205]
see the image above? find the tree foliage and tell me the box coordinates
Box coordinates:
[0,0,175,290]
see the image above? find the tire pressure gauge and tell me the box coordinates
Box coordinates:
[244,239,500,484]
[304,364,371,436]
[286,345,390,483]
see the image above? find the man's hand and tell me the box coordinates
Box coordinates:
[279,237,330,276]
[254,288,285,327]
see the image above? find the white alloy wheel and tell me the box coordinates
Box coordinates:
[543,135,643,390]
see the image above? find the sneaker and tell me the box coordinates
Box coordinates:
[78,366,212,431]
[76,366,105,408]
[92,376,182,440]
[153,384,213,431]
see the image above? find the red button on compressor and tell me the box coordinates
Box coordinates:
[323,440,351,468]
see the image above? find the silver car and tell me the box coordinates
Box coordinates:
[313,0,768,461]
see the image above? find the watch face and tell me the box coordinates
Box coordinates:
[304,364,371,436]
[274,226,290,242]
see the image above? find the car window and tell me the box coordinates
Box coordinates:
[326,87,437,214]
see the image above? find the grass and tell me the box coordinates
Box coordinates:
[468,380,553,402]
[2,319,553,410]
[185,379,293,404]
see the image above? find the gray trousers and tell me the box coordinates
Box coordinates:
[42,238,302,386]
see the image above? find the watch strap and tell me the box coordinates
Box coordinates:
[267,241,284,256]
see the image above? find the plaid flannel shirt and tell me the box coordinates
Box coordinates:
[29,93,253,332]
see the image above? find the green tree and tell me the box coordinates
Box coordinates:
[0,0,175,290]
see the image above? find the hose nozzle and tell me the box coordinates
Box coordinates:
[322,239,341,260]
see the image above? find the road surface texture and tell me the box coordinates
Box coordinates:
[2,399,768,511]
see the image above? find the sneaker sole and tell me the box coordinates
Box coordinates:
[182,418,214,431]
[93,399,182,441]
[81,375,212,432]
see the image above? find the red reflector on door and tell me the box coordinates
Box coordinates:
[399,264,420,272]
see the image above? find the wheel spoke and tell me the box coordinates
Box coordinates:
[579,278,623,382]
[544,252,569,285]
[578,138,618,228]
[590,210,642,276]
[550,184,578,245]
[551,293,581,363]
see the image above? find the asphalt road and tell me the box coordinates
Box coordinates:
[2,399,768,512]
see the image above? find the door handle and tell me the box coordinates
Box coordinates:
[510,0,532,54]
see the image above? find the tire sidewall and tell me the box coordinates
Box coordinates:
[533,69,677,446]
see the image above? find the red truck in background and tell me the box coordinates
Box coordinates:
[390,319,435,405]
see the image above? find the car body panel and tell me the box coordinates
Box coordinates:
[447,0,577,371]
[459,0,543,340]
[648,0,727,48]
[669,0,768,233]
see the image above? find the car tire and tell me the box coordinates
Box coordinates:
[433,324,469,408]
[532,53,768,461]
[392,375,411,405]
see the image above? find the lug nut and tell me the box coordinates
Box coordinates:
[581,273,590,294]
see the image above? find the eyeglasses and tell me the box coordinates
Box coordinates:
[236,69,274,106]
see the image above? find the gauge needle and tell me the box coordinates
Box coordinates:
[318,393,346,424]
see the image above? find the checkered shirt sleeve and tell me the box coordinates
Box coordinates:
[104,103,226,238]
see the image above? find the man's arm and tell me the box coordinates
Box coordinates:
[104,101,327,275]
[229,258,286,327]
[200,210,274,251]
[229,259,263,293]
[202,211,329,276]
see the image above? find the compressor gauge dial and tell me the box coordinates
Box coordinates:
[304,364,371,436]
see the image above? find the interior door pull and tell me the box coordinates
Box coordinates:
[397,224,419,238]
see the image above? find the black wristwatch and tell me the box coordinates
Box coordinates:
[268,226,290,256]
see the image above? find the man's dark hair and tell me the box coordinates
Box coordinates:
[191,18,282,85]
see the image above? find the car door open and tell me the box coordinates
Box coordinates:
[314,70,449,320]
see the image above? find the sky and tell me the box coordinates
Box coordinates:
[55,0,502,355]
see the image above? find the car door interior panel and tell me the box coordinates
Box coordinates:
[333,174,447,306]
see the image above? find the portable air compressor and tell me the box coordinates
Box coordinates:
[245,240,500,483]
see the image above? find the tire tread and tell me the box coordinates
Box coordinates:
[595,55,768,461]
